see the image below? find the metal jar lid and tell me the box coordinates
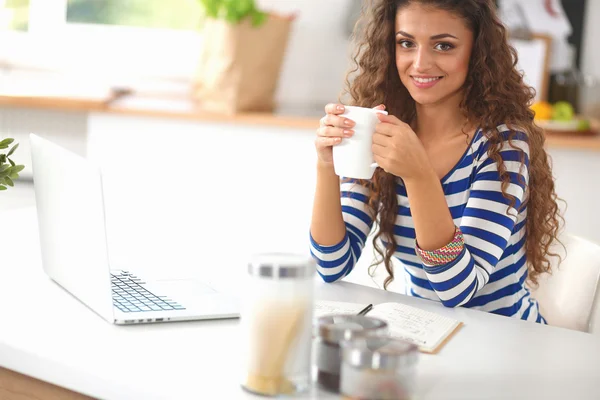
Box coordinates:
[247,253,316,279]
[342,336,418,371]
[316,315,388,344]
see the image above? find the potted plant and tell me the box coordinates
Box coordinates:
[197,0,267,26]
[193,0,295,114]
[0,138,25,191]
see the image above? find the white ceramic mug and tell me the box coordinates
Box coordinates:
[332,106,388,180]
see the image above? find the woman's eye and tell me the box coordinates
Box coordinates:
[435,42,454,51]
[398,40,414,49]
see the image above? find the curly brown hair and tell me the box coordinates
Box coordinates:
[342,0,562,290]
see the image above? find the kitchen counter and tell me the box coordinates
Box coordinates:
[0,91,599,150]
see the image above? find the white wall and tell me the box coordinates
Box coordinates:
[256,0,354,110]
[581,0,600,115]
[547,148,600,245]
[582,0,600,79]
[0,107,88,177]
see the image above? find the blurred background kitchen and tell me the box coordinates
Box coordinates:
[0,0,598,289]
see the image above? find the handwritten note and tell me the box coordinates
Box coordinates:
[314,301,366,318]
[314,300,462,353]
[368,302,461,353]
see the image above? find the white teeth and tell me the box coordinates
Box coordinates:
[413,77,441,83]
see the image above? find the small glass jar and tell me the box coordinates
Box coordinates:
[314,315,388,393]
[240,253,315,397]
[340,336,419,400]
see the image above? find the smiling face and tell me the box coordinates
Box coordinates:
[395,4,474,106]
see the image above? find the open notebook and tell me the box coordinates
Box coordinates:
[315,301,463,354]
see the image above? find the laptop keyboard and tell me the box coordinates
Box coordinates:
[111,270,186,313]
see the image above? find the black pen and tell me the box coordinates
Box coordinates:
[357,303,373,316]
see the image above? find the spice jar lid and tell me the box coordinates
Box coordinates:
[342,336,418,371]
[247,253,316,279]
[316,315,388,344]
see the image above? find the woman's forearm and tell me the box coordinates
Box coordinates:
[404,167,456,251]
[310,163,346,246]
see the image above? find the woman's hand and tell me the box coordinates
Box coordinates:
[315,103,354,167]
[315,103,385,167]
[372,113,433,182]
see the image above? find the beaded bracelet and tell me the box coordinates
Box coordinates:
[415,226,465,267]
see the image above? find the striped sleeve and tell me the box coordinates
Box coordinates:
[310,179,375,283]
[422,128,530,307]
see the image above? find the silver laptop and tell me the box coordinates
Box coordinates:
[29,134,240,325]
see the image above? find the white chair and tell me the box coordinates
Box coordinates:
[347,232,600,333]
[530,234,600,334]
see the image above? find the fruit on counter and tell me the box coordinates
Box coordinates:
[552,101,575,121]
[531,100,595,133]
[530,101,553,120]
[576,119,591,131]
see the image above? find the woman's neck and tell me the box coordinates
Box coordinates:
[414,92,470,143]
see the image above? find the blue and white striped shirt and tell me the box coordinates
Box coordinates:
[310,125,546,323]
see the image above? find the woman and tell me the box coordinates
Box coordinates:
[309,0,561,322]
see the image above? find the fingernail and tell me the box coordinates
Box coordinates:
[335,137,342,143]
[344,119,354,127]
[343,130,353,137]
[337,105,345,112]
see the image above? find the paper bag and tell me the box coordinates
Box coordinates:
[193,14,293,114]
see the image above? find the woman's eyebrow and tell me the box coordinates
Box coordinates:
[395,31,458,40]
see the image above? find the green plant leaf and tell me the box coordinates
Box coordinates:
[197,0,220,18]
[9,173,19,180]
[3,177,13,187]
[198,0,265,25]
[0,164,10,173]
[11,165,24,174]
[0,185,6,190]
[234,0,253,19]
[251,10,267,27]
[8,158,15,167]
[7,143,18,156]
[0,138,14,148]
[0,155,6,163]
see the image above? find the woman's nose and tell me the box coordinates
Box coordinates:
[413,48,433,72]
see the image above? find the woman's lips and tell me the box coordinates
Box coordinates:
[411,76,443,89]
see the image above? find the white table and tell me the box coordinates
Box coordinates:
[1,207,599,400]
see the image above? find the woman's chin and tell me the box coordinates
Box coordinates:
[409,93,443,106]
[406,85,464,107]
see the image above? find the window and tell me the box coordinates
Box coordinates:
[0,0,205,82]
[66,0,202,31]
[0,0,29,31]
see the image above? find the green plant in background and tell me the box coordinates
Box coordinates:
[3,0,30,31]
[0,138,25,191]
[197,0,267,26]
